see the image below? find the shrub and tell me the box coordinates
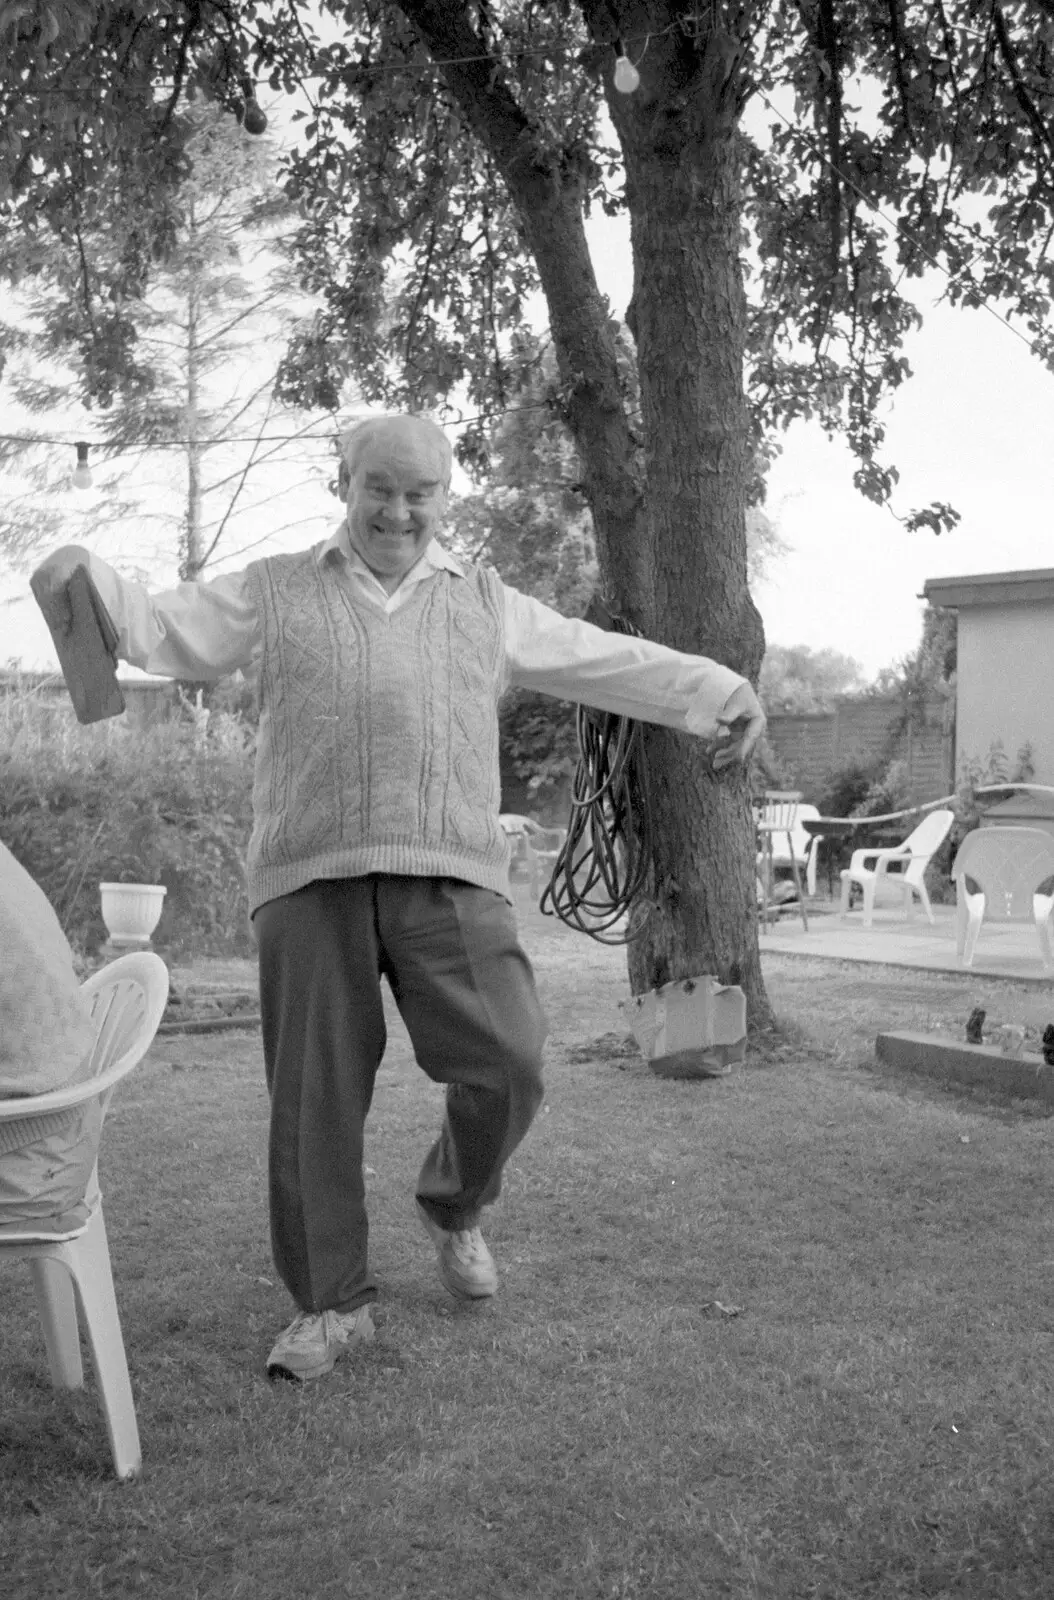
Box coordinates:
[498,688,580,825]
[815,752,883,819]
[850,757,913,819]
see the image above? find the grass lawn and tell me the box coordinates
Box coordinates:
[2,906,1053,1600]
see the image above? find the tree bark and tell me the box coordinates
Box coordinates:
[182,203,204,582]
[608,27,770,1019]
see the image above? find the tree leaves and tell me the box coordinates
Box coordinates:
[5,2,1053,532]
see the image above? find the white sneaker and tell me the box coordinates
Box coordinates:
[416,1201,498,1300]
[266,1305,375,1382]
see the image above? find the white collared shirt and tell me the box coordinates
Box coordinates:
[82,527,747,739]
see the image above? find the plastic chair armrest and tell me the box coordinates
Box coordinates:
[0,1052,140,1123]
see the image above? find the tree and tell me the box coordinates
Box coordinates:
[759,644,868,714]
[5,3,1054,1024]
[870,606,958,704]
[0,101,334,583]
[867,603,957,779]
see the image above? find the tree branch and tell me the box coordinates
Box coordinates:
[990,2,1054,167]
[885,0,914,140]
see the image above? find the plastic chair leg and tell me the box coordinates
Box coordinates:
[915,880,935,925]
[861,877,877,928]
[758,838,774,933]
[67,1208,142,1481]
[839,870,852,919]
[1034,908,1054,970]
[30,1254,84,1389]
[961,903,984,967]
[787,846,809,931]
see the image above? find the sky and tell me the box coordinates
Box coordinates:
[3,167,1053,682]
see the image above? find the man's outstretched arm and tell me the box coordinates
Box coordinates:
[502,587,765,770]
[31,545,260,680]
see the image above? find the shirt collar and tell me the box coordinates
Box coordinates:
[316,521,466,580]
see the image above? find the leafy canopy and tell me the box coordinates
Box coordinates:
[2,2,1053,526]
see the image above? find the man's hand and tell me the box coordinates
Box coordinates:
[711,681,766,771]
[30,544,94,634]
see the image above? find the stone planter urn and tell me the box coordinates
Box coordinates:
[99,882,167,948]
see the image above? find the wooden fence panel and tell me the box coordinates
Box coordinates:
[766,696,952,805]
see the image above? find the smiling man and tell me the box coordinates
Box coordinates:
[32,413,764,1383]
[340,415,448,587]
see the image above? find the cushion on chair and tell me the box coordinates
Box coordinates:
[0,842,95,1097]
[0,841,99,1228]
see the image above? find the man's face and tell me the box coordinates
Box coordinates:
[343,423,448,586]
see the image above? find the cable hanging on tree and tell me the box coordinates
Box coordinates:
[538,611,654,946]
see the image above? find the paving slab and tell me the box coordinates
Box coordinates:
[759,903,1054,984]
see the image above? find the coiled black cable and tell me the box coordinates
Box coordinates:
[538,615,654,945]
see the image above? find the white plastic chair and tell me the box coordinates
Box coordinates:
[765,801,824,898]
[0,951,169,1481]
[756,791,809,930]
[838,808,954,927]
[499,813,567,900]
[524,825,567,900]
[951,826,1054,970]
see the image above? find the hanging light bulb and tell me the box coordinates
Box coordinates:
[72,441,93,490]
[613,49,640,94]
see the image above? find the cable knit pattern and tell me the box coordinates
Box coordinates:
[245,551,510,912]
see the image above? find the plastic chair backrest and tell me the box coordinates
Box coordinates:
[899,809,955,883]
[0,952,169,1142]
[759,791,802,832]
[766,803,819,861]
[951,826,1054,921]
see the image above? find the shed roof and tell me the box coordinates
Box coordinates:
[921,568,1054,608]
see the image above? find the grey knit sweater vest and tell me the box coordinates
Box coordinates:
[243,549,511,913]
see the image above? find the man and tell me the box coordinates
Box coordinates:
[32,414,764,1382]
[0,840,98,1233]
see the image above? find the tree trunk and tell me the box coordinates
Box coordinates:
[610,30,770,1021]
[182,207,204,582]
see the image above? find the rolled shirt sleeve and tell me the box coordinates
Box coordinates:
[84,554,260,680]
[502,586,749,738]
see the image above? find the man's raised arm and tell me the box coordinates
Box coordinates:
[31,545,260,681]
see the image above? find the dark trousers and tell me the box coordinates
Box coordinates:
[254,875,548,1314]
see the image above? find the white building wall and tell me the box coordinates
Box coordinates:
[956,601,1054,782]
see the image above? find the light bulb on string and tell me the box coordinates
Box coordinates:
[613,48,640,94]
[72,441,93,491]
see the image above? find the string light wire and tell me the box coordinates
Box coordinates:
[0,400,558,453]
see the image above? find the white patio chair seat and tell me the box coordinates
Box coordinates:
[950,825,1054,969]
[0,951,169,1481]
[838,808,954,927]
